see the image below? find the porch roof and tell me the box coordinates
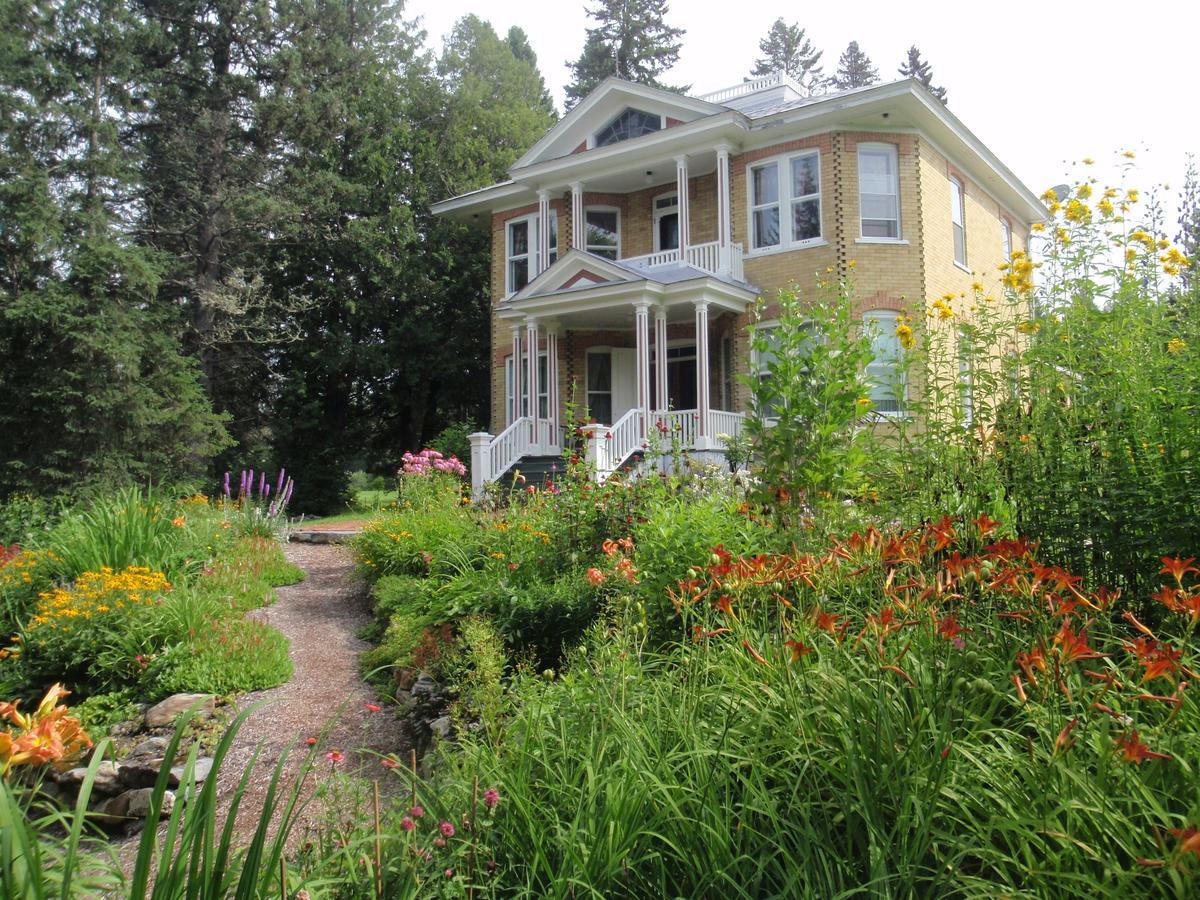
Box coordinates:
[498,250,758,325]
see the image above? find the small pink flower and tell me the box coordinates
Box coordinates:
[305,737,317,746]
[439,820,455,838]
[401,817,415,832]
[483,787,500,809]
[444,868,454,879]
[365,703,381,713]
[381,757,400,769]
[326,750,345,765]
[410,805,424,818]
[434,837,446,848]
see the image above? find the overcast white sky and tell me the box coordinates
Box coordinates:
[406,0,1196,232]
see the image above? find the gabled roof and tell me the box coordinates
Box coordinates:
[511,77,724,170]
[512,250,641,301]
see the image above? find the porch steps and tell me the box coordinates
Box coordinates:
[500,455,564,489]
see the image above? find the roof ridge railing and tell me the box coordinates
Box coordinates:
[699,71,801,104]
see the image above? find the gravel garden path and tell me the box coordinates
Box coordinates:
[215,541,409,837]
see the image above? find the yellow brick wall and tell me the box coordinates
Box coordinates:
[484,131,1032,432]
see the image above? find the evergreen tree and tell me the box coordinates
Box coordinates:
[899,45,947,104]
[564,0,685,109]
[751,18,825,96]
[1177,155,1199,294]
[506,25,556,116]
[0,0,229,496]
[833,40,879,90]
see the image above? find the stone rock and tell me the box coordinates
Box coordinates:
[130,736,170,758]
[126,787,175,819]
[410,673,438,699]
[169,757,214,788]
[117,757,166,789]
[144,693,215,728]
[429,716,452,740]
[59,761,121,794]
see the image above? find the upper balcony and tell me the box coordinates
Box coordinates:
[621,241,745,283]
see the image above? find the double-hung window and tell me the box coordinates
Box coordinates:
[950,176,967,267]
[585,207,619,259]
[863,310,906,415]
[506,212,558,295]
[858,143,901,239]
[748,150,822,252]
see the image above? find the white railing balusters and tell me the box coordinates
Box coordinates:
[602,408,644,478]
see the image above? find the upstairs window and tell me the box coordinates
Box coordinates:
[950,176,967,266]
[585,207,620,259]
[858,143,901,239]
[748,150,821,252]
[594,108,663,147]
[863,310,906,415]
[505,212,558,295]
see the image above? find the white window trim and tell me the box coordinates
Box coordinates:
[862,310,908,419]
[857,142,902,241]
[584,205,621,259]
[745,149,823,256]
[505,214,539,297]
[950,175,967,268]
[1001,217,1014,261]
[652,191,679,253]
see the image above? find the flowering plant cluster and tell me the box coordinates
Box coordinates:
[223,468,294,518]
[401,449,467,478]
[392,784,502,895]
[0,683,92,778]
[675,515,1200,869]
[11,566,171,693]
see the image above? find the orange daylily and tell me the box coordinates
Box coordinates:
[1160,556,1198,585]
[1115,731,1172,764]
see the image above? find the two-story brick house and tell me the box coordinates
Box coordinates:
[432,73,1045,492]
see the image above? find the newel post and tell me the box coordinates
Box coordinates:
[579,424,610,480]
[468,432,492,499]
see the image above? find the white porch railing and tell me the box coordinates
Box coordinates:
[470,410,747,495]
[622,241,745,282]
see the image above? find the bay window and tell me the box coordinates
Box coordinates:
[748,149,822,252]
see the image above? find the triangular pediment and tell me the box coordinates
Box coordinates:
[513,250,643,301]
[512,78,723,171]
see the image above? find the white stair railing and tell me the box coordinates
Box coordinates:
[710,409,747,441]
[603,409,645,478]
[488,417,531,483]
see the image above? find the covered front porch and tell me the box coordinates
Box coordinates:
[470,252,757,494]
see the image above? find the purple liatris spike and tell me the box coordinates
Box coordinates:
[248,469,254,497]
[258,471,266,498]
[224,471,231,498]
[275,468,286,497]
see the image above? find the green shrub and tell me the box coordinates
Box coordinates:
[0,492,63,545]
[428,420,479,468]
[146,619,292,697]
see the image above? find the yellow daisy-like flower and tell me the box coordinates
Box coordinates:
[1167,338,1186,354]
[1122,150,1136,159]
[1075,183,1093,200]
[1031,222,1045,233]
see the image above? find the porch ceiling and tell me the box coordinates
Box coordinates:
[498,274,755,325]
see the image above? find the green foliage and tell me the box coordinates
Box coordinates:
[899,44,947,103]
[833,40,879,89]
[0,494,63,546]
[743,282,876,513]
[565,0,686,108]
[147,619,292,698]
[751,18,825,93]
[442,615,508,744]
[43,488,225,583]
[428,420,480,469]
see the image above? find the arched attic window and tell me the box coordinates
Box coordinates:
[594,108,663,147]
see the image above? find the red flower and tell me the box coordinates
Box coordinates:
[586,567,606,587]
[439,820,456,838]
[784,639,811,662]
[382,757,401,769]
[1052,623,1103,665]
[936,613,969,647]
[1160,556,1198,585]
[1151,585,1181,613]
[1115,731,1171,764]
[1169,826,1200,859]
[326,750,345,765]
[483,787,500,808]
[365,703,381,713]
[305,736,318,746]
[972,514,1001,537]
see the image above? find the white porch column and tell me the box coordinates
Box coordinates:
[634,301,651,437]
[570,181,585,250]
[675,155,691,254]
[545,323,560,448]
[695,299,712,447]
[653,307,668,413]
[536,189,551,275]
[511,325,523,423]
[716,145,732,253]
[525,319,540,445]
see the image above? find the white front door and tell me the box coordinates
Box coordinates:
[586,348,637,425]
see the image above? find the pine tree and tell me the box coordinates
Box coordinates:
[898,45,947,104]
[564,0,685,109]
[751,18,825,96]
[506,26,557,117]
[1177,156,1200,294]
[833,41,879,90]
